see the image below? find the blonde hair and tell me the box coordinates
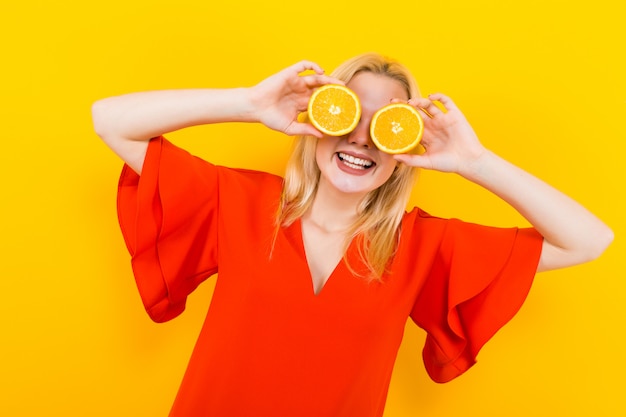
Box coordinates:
[277,53,421,280]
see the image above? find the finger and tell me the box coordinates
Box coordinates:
[416,106,435,120]
[286,121,324,138]
[427,93,459,112]
[409,97,441,119]
[302,74,345,88]
[408,98,434,119]
[393,153,432,169]
[290,60,325,75]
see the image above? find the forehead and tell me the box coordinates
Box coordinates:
[346,71,409,113]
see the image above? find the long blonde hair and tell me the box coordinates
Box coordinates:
[277,53,421,280]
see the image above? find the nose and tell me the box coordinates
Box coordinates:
[347,119,374,148]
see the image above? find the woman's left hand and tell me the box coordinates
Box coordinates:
[393,93,487,176]
[395,94,613,272]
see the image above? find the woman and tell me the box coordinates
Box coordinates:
[92,53,613,417]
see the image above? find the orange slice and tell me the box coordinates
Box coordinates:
[307,84,361,136]
[370,103,424,154]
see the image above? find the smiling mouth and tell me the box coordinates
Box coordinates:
[337,152,375,170]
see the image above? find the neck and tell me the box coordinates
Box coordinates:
[304,179,366,233]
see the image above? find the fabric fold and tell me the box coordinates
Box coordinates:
[117,137,219,322]
[411,220,542,382]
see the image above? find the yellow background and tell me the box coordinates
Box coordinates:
[1,0,624,416]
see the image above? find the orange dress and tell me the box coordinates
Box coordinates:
[117,137,543,417]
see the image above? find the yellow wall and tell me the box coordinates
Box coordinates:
[1,1,624,416]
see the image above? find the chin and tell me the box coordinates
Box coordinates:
[329,176,382,196]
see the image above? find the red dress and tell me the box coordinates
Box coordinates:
[117,137,543,417]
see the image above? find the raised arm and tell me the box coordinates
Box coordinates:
[92,60,341,174]
[395,93,613,272]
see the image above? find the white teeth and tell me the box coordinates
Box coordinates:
[338,152,373,168]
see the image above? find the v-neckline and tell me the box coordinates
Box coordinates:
[290,218,345,297]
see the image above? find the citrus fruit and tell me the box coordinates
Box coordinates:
[307,84,361,136]
[370,103,424,154]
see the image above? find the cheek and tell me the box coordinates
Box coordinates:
[315,137,338,162]
[378,155,398,178]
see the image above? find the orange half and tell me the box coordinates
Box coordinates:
[307,84,361,136]
[370,103,424,154]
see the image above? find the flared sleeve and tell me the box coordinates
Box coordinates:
[117,137,219,323]
[410,218,543,383]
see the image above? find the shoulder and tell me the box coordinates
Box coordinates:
[155,136,284,194]
[399,208,515,253]
[395,208,451,260]
[402,207,449,234]
[217,166,283,189]
[215,166,283,206]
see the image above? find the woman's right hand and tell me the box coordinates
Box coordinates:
[92,60,341,174]
[249,60,344,138]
